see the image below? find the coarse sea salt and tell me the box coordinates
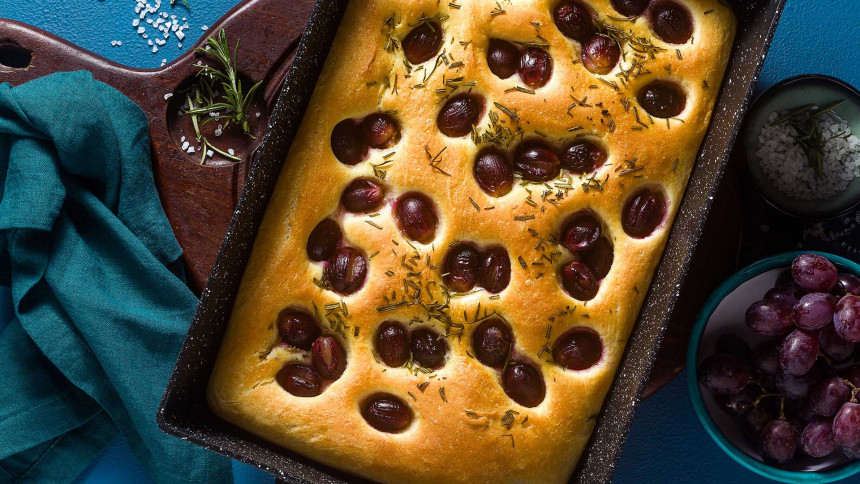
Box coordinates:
[127,1,193,58]
[757,108,860,200]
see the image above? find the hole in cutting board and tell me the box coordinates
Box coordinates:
[165,71,268,167]
[0,44,32,69]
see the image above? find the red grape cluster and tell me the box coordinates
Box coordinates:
[698,254,860,466]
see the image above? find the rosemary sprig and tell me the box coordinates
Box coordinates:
[185,29,262,137]
[771,100,845,179]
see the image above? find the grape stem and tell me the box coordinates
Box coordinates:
[818,352,836,369]
[845,379,859,403]
[752,393,783,408]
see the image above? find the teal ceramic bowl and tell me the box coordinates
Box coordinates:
[687,251,860,483]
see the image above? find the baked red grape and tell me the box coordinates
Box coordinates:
[376,321,410,367]
[395,192,438,243]
[325,247,367,295]
[582,238,614,280]
[518,48,552,89]
[833,402,860,447]
[809,377,850,417]
[611,0,649,17]
[503,362,546,407]
[819,323,855,362]
[411,327,447,369]
[360,113,400,149]
[362,394,412,433]
[622,188,666,238]
[745,300,794,336]
[443,243,480,292]
[311,336,346,380]
[648,1,694,44]
[553,1,595,42]
[437,95,484,138]
[715,333,751,360]
[331,119,367,165]
[802,418,837,457]
[637,81,686,118]
[779,329,819,376]
[552,327,603,371]
[560,260,599,301]
[474,149,514,197]
[834,295,860,342]
[307,219,342,262]
[472,318,513,368]
[513,140,561,181]
[487,39,519,79]
[791,254,838,292]
[276,364,322,397]
[743,406,773,444]
[697,354,750,395]
[402,21,443,64]
[559,140,605,174]
[764,286,803,307]
[834,272,860,297]
[581,34,620,75]
[341,178,384,213]
[277,309,321,350]
[561,212,601,253]
[479,246,511,293]
[760,420,797,464]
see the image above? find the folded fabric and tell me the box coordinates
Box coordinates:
[0,71,232,484]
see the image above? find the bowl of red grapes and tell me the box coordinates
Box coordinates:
[690,252,860,481]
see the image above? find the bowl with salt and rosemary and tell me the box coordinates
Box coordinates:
[743,75,860,220]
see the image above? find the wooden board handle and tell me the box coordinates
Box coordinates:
[0,0,316,292]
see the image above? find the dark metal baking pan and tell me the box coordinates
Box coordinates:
[158,0,788,482]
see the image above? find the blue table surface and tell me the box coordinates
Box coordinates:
[2,0,860,483]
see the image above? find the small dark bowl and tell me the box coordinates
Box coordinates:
[743,75,860,221]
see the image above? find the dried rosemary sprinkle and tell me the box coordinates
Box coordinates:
[515,40,550,48]
[494,102,520,122]
[505,85,536,95]
[469,197,481,211]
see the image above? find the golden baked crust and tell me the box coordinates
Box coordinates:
[208,1,735,483]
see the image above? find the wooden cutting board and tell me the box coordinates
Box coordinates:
[0,0,741,397]
[0,0,315,292]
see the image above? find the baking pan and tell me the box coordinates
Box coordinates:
[157,0,787,482]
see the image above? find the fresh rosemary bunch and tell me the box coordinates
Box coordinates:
[186,28,262,138]
[183,28,262,164]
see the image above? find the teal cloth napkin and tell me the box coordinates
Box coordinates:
[0,71,232,484]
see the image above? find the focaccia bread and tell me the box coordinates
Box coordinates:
[208,1,735,483]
